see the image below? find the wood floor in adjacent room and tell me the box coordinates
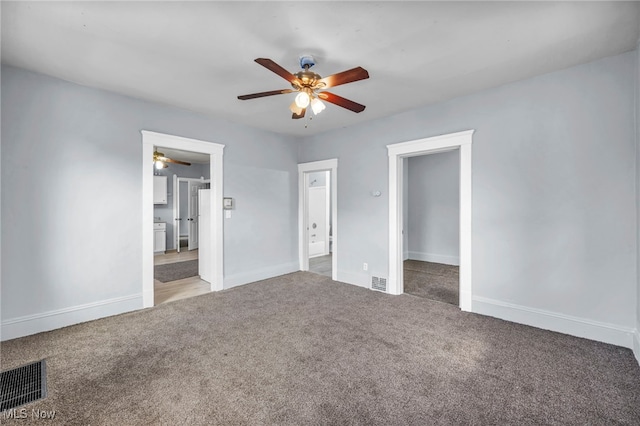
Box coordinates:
[154,249,210,305]
[309,253,332,278]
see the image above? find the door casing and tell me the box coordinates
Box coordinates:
[298,159,338,281]
[142,131,224,308]
[387,130,473,311]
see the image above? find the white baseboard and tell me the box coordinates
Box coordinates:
[336,271,371,289]
[473,296,635,349]
[408,251,459,266]
[1,294,142,341]
[633,325,640,366]
[224,261,298,290]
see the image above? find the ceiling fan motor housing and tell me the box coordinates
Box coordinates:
[299,54,315,69]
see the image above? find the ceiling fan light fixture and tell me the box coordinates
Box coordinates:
[295,91,310,108]
[155,160,166,169]
[310,98,326,115]
[289,101,303,115]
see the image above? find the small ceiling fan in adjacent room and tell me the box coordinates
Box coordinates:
[237,55,369,119]
[153,150,191,169]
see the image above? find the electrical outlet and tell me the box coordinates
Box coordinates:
[363,263,368,271]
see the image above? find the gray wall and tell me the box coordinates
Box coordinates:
[406,150,460,265]
[153,162,209,251]
[1,65,298,324]
[299,51,637,329]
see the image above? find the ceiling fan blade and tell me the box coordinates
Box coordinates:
[292,108,306,119]
[164,158,192,166]
[317,92,366,113]
[255,58,301,85]
[238,89,295,100]
[317,66,369,89]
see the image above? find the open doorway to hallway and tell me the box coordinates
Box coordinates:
[298,159,338,281]
[307,170,332,277]
[142,130,225,309]
[403,151,460,305]
[152,147,211,305]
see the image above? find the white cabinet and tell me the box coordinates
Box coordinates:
[154,222,166,254]
[153,175,167,204]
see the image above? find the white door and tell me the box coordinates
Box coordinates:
[308,186,327,257]
[188,181,206,250]
[198,189,211,283]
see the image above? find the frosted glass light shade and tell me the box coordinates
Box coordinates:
[295,92,310,108]
[289,101,303,115]
[310,98,326,115]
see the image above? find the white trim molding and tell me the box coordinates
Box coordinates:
[474,296,637,349]
[224,262,299,290]
[634,326,640,366]
[298,159,338,281]
[387,130,474,311]
[1,294,141,341]
[142,131,225,308]
[407,251,460,266]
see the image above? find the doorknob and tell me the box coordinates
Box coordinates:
[312,223,317,229]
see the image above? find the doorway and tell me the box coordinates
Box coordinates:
[403,151,460,305]
[142,131,225,308]
[298,159,338,281]
[307,171,332,277]
[387,130,473,311]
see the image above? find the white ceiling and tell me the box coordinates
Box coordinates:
[2,1,639,137]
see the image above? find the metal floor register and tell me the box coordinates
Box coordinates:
[1,360,47,411]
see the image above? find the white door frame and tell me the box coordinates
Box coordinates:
[174,176,209,253]
[298,159,338,281]
[387,130,473,311]
[187,180,207,251]
[142,131,224,308]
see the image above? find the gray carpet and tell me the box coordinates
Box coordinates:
[154,259,198,283]
[2,272,639,425]
[404,260,459,305]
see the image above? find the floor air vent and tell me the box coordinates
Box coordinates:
[1,360,47,411]
[371,276,387,292]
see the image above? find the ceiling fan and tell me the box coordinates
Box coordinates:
[237,55,369,119]
[153,150,191,169]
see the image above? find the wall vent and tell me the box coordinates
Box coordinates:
[1,360,47,411]
[371,276,388,292]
